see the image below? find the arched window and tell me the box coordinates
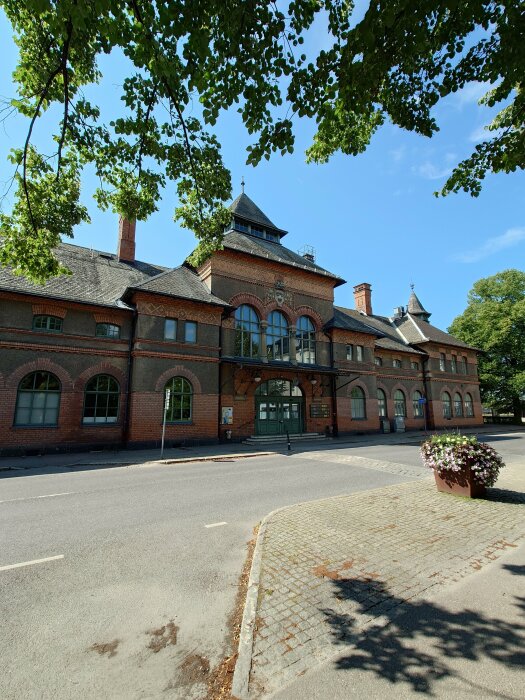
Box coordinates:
[165,377,193,422]
[394,389,407,417]
[15,371,61,426]
[33,315,63,333]
[96,323,120,339]
[234,305,260,358]
[413,390,424,418]
[442,391,452,419]
[454,392,463,417]
[83,375,120,423]
[377,389,387,418]
[351,387,366,419]
[464,393,474,417]
[266,311,289,361]
[296,316,316,364]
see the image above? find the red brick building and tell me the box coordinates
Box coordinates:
[0,193,482,454]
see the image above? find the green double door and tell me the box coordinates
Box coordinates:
[255,397,303,435]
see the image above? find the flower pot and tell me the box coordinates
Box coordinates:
[434,469,486,498]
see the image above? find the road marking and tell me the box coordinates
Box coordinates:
[205,521,228,529]
[0,492,74,504]
[0,555,64,572]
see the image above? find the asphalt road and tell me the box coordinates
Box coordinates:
[0,435,521,699]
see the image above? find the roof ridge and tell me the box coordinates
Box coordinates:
[406,312,429,341]
[389,317,411,345]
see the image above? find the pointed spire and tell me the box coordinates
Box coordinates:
[407,286,431,321]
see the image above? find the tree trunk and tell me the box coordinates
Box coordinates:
[512,395,523,423]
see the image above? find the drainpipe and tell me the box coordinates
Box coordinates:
[217,321,223,442]
[329,334,339,437]
[123,305,138,447]
[422,354,431,432]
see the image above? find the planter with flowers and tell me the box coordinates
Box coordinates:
[420,433,505,498]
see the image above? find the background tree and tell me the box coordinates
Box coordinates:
[0,0,523,281]
[449,269,525,421]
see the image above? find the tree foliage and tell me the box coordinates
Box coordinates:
[448,270,525,419]
[0,0,523,281]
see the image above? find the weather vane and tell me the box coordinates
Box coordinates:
[241,176,245,193]
[410,282,415,291]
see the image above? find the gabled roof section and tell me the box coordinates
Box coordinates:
[333,306,426,354]
[394,313,477,350]
[326,307,384,336]
[229,192,287,235]
[407,289,431,321]
[0,243,166,308]
[126,266,228,306]
[222,230,345,286]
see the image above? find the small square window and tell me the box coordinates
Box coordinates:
[185,321,197,343]
[164,318,177,340]
[356,346,364,362]
[411,361,419,370]
[374,356,382,367]
[393,358,402,368]
[346,345,353,360]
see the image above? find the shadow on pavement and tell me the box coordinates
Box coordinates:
[321,574,525,697]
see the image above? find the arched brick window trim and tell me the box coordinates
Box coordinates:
[155,366,202,394]
[293,306,323,331]
[74,362,128,391]
[6,359,74,391]
[346,381,369,398]
[228,293,265,319]
[264,301,294,324]
[32,303,67,319]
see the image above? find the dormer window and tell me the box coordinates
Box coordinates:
[233,219,249,233]
[231,217,280,243]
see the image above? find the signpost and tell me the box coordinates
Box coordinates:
[419,396,428,432]
[160,389,171,459]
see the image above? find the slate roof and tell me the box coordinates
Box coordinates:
[332,306,426,355]
[222,231,345,286]
[325,307,384,336]
[407,290,431,320]
[0,243,167,308]
[394,313,476,350]
[126,266,228,306]
[229,193,287,235]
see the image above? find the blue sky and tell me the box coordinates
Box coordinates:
[0,9,523,331]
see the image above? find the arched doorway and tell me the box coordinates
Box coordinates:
[255,379,304,435]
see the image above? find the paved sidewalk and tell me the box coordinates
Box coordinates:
[0,424,519,472]
[236,452,525,698]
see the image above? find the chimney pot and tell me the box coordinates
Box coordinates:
[117,216,136,262]
[353,282,372,315]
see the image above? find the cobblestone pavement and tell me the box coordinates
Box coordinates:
[291,451,430,479]
[248,461,525,698]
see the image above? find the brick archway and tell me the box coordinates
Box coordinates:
[293,306,324,332]
[155,366,202,394]
[228,293,265,320]
[6,359,74,391]
[74,362,128,391]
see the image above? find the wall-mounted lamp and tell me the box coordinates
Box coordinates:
[310,379,318,386]
[254,375,262,383]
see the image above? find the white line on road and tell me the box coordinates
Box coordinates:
[204,521,228,528]
[0,555,64,572]
[0,492,75,504]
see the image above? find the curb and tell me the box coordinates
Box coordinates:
[231,502,290,700]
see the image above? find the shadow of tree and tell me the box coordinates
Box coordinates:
[485,488,525,504]
[321,575,525,696]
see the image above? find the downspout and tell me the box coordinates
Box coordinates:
[123,305,138,447]
[329,333,339,437]
[422,354,431,432]
[217,320,223,442]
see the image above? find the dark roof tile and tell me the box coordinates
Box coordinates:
[128,266,228,306]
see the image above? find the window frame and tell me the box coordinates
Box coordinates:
[410,361,419,371]
[296,316,316,364]
[442,391,452,419]
[412,390,424,418]
[393,358,402,369]
[346,344,353,361]
[464,393,474,417]
[234,305,260,358]
[14,371,61,427]
[355,345,364,362]
[394,389,407,417]
[451,355,457,373]
[164,318,178,341]
[184,321,197,344]
[164,377,193,423]
[374,356,382,367]
[82,374,120,424]
[266,310,290,361]
[377,388,387,418]
[453,392,463,417]
[96,322,121,339]
[439,353,446,371]
[350,386,366,419]
[32,315,63,333]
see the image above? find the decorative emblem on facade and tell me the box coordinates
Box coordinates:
[266,287,293,307]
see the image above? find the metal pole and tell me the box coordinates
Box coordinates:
[287,429,291,452]
[160,389,170,459]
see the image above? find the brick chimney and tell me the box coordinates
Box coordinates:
[353,282,372,315]
[117,216,136,262]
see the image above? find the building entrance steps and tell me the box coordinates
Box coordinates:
[243,433,329,445]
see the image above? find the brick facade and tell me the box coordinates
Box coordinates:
[0,195,483,454]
